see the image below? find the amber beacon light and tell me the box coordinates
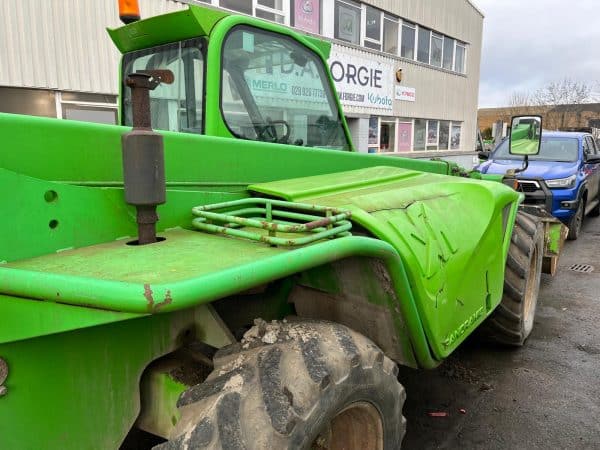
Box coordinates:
[119,0,141,24]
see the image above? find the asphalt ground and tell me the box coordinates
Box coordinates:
[399,215,600,449]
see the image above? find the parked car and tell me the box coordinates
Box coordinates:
[477,131,600,239]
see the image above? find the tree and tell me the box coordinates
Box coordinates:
[507,91,531,108]
[531,78,593,129]
[532,78,591,106]
[504,91,533,127]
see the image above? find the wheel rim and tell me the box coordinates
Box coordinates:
[312,402,384,450]
[523,242,539,321]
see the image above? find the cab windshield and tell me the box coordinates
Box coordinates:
[493,136,579,162]
[221,27,350,150]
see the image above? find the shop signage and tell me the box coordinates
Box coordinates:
[328,44,394,111]
[395,85,416,102]
[242,61,331,112]
[294,0,320,34]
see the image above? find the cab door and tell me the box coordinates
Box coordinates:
[583,136,600,205]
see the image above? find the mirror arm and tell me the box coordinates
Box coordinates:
[513,155,529,175]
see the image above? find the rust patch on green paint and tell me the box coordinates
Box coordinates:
[144,284,172,313]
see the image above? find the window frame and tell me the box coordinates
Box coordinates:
[400,20,416,60]
[219,24,351,150]
[416,26,431,64]
[120,37,207,133]
[454,41,466,73]
[334,0,362,45]
[430,32,443,68]
[363,4,382,49]
[207,0,291,25]
[442,36,455,71]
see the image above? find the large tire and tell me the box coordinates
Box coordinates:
[156,320,406,450]
[589,191,600,217]
[481,211,544,346]
[567,198,584,240]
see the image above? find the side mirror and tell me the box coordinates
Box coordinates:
[585,155,600,164]
[509,115,542,156]
[477,151,489,161]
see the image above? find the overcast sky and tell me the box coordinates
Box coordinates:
[475,0,600,108]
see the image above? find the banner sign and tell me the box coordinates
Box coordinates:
[328,44,394,111]
[395,85,416,102]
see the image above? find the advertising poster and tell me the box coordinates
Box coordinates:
[294,0,320,34]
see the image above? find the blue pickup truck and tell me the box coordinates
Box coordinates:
[477,131,600,239]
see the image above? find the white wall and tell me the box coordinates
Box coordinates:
[0,0,185,94]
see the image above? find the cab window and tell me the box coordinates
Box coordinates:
[221,27,350,150]
[122,38,204,133]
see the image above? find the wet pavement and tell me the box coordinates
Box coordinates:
[399,216,600,449]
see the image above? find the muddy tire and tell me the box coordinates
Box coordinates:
[155,320,406,450]
[481,211,544,346]
[589,193,600,217]
[567,199,584,240]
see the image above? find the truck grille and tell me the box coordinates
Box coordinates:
[516,180,540,193]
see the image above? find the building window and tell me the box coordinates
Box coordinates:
[442,37,454,70]
[368,116,379,153]
[219,0,288,24]
[451,123,462,149]
[60,92,118,124]
[427,119,439,149]
[430,33,443,68]
[0,87,57,118]
[383,14,399,54]
[417,27,430,64]
[292,0,320,34]
[414,119,426,150]
[255,0,286,24]
[380,119,396,152]
[364,5,382,50]
[455,42,466,73]
[335,0,361,45]
[400,21,415,59]
[220,0,252,15]
[439,120,450,149]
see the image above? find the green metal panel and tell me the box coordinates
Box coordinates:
[0,304,233,450]
[0,113,451,187]
[0,294,141,344]
[250,166,521,358]
[108,6,229,53]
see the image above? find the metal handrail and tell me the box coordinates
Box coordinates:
[191,198,352,246]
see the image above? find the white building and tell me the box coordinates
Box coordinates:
[0,0,483,160]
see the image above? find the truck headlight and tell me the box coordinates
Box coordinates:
[545,175,576,188]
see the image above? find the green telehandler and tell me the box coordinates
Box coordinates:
[0,3,566,449]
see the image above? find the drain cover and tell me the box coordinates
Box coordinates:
[569,263,594,273]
